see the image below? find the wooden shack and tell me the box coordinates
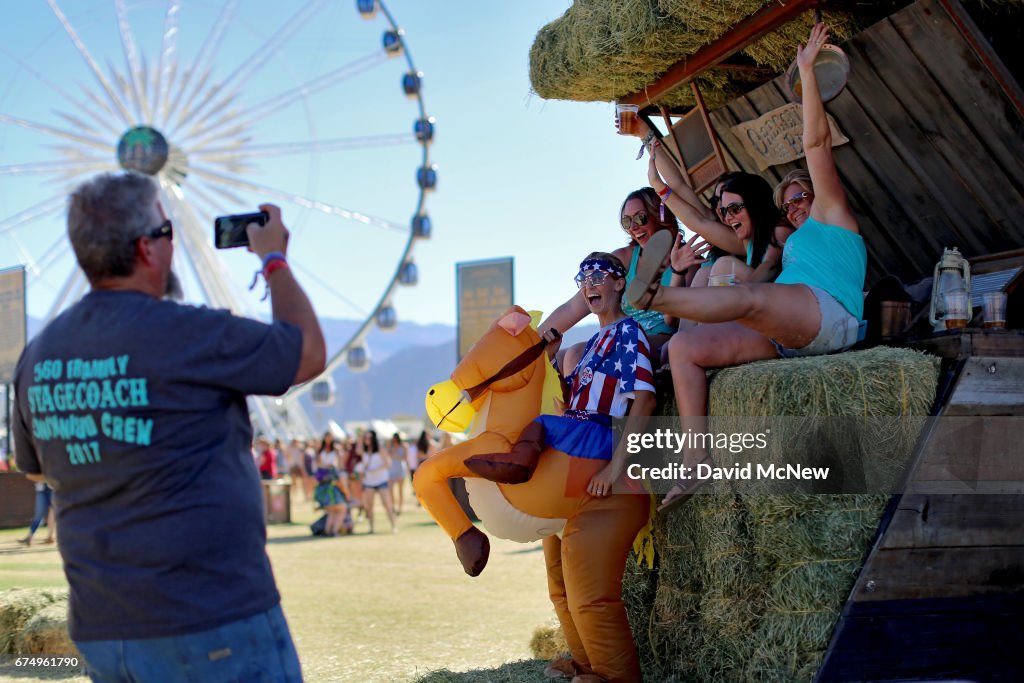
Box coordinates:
[531,0,1023,680]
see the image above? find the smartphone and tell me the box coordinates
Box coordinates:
[213,211,268,249]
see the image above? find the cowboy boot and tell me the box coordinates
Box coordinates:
[465,420,545,484]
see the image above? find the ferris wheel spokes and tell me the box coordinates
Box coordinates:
[0,113,114,154]
[46,0,134,126]
[193,133,417,163]
[187,164,408,233]
[176,50,389,151]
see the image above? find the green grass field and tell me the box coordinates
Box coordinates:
[0,491,556,682]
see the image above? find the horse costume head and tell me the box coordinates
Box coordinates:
[425,306,558,434]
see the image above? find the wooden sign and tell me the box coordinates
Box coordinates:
[0,266,26,384]
[456,258,514,362]
[729,103,849,171]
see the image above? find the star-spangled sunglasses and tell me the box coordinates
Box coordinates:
[575,270,614,289]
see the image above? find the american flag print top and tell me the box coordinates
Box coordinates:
[566,317,656,418]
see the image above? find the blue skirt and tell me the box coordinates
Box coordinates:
[535,414,612,461]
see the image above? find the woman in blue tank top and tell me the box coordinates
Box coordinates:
[622,23,868,512]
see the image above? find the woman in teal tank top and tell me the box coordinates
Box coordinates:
[540,186,707,368]
[621,23,868,513]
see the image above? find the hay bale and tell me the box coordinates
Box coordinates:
[620,345,940,681]
[0,588,68,654]
[528,621,569,660]
[529,0,859,108]
[14,602,77,657]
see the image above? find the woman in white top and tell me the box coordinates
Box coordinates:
[357,430,396,534]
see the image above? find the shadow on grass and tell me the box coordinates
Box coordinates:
[503,545,544,556]
[411,659,546,683]
[265,534,337,545]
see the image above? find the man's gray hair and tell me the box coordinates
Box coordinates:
[67,172,160,282]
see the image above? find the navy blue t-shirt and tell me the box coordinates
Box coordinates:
[12,290,302,641]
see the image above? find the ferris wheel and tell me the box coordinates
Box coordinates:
[0,0,436,435]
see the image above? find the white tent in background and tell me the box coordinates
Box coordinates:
[326,420,347,440]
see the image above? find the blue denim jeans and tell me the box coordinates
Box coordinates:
[75,604,302,683]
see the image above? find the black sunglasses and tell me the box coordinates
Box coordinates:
[142,219,173,241]
[718,202,746,219]
[620,211,650,230]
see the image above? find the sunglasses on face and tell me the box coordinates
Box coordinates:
[143,219,173,241]
[574,270,614,289]
[620,211,650,230]
[782,191,813,213]
[718,202,746,219]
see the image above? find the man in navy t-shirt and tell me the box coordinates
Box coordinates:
[12,172,326,682]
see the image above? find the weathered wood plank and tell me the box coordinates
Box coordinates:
[854,19,1014,255]
[903,0,1024,185]
[853,545,1024,601]
[883,493,1024,548]
[945,356,1024,415]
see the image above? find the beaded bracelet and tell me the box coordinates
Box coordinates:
[658,186,672,221]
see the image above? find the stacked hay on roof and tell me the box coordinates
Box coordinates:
[622,346,940,681]
[529,0,859,108]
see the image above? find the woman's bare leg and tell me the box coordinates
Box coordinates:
[364,489,376,533]
[650,282,820,349]
[709,255,754,283]
[380,489,398,532]
[662,322,780,507]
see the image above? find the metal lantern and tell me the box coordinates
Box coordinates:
[356,0,378,19]
[382,29,403,57]
[412,213,431,239]
[310,378,336,406]
[417,164,437,191]
[346,345,369,372]
[414,117,435,143]
[929,247,972,330]
[376,305,397,330]
[402,71,423,97]
[399,261,418,286]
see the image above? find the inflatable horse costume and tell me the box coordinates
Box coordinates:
[415,306,649,683]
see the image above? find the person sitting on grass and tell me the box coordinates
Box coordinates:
[625,23,867,513]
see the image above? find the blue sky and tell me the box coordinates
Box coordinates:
[0,1,654,327]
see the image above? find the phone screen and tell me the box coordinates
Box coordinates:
[214,212,267,249]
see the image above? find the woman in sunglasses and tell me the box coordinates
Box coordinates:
[541,187,707,368]
[774,168,815,229]
[625,23,867,512]
[693,170,793,286]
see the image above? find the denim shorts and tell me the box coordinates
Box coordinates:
[772,285,860,358]
[75,604,301,683]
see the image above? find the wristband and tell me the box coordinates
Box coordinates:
[657,186,672,198]
[264,259,289,278]
[261,251,286,269]
[670,266,688,275]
